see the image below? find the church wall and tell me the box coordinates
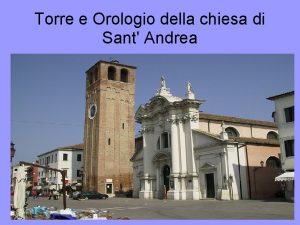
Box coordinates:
[198,119,277,139]
[245,144,281,199]
[198,120,209,132]
[208,122,252,137]
[198,149,222,196]
[224,144,248,200]
[251,126,278,139]
[193,132,220,149]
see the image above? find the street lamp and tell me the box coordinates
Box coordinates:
[260,160,264,167]
[11,142,16,162]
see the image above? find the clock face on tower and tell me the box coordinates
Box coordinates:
[88,103,97,119]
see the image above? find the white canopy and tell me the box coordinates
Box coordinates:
[275,172,294,182]
[13,165,27,219]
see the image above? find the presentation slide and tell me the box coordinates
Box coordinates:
[1,0,298,223]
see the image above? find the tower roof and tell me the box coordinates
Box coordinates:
[86,60,137,73]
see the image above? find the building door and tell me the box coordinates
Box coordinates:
[106,183,113,194]
[205,173,215,198]
[163,165,170,192]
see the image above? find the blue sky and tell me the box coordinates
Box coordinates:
[11,54,293,164]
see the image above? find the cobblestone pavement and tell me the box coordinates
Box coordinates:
[27,197,294,220]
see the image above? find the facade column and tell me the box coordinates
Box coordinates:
[181,177,187,200]
[178,121,187,200]
[179,122,187,173]
[169,120,180,200]
[139,128,154,199]
[184,118,200,200]
[185,120,197,175]
[155,166,160,198]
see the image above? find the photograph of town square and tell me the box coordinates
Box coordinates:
[11,54,294,219]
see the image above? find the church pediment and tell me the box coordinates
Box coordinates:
[135,96,172,122]
[152,151,171,162]
[200,162,217,170]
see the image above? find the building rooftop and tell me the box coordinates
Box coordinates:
[199,112,276,128]
[86,60,137,73]
[231,137,280,146]
[267,91,294,101]
[37,143,84,157]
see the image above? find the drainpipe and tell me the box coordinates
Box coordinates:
[236,143,243,200]
[244,145,252,199]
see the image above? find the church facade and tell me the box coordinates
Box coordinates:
[132,77,281,200]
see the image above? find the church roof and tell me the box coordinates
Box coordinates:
[199,112,276,128]
[193,129,279,146]
[230,137,280,146]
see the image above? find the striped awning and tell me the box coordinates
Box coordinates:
[275,172,294,181]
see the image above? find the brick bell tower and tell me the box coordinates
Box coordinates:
[83,60,136,196]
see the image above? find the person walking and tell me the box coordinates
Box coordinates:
[48,190,53,200]
[31,190,37,199]
[53,190,59,200]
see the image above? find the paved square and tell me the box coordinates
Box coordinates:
[26,197,294,220]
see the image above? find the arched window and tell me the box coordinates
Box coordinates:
[266,156,281,168]
[267,131,278,140]
[108,66,116,80]
[225,127,239,138]
[121,69,129,82]
[108,138,111,145]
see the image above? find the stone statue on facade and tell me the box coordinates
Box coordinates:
[160,76,166,88]
[156,75,172,97]
[220,121,228,140]
[187,81,193,93]
[185,81,195,99]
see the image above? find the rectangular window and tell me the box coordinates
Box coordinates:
[77,154,82,161]
[63,153,68,161]
[162,132,169,148]
[284,139,294,157]
[284,106,294,122]
[77,170,81,177]
[62,169,68,178]
[55,154,57,162]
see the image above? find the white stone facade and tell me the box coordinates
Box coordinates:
[132,78,279,200]
[37,144,83,190]
[267,91,294,201]
[268,92,294,171]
